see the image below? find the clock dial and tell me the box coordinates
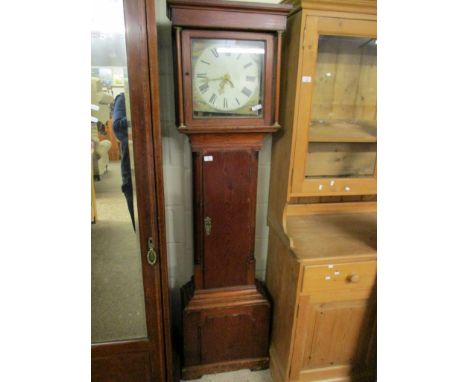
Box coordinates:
[191,39,265,118]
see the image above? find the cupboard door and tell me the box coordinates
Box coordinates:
[202,150,257,289]
[290,291,376,381]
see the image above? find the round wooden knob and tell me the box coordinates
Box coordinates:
[347,273,360,283]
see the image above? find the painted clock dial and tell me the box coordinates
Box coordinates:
[191,39,265,118]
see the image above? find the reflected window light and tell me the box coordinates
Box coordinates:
[326,72,332,77]
[216,47,265,54]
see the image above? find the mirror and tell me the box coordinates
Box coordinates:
[91,0,147,344]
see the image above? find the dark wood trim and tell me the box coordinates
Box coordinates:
[178,126,280,135]
[189,133,266,152]
[145,0,174,380]
[92,339,151,358]
[183,357,269,380]
[122,0,167,377]
[169,0,292,14]
[168,0,291,31]
[175,27,186,128]
[273,31,283,127]
[92,0,172,381]
[180,29,275,130]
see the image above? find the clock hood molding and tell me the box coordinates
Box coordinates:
[168,0,292,31]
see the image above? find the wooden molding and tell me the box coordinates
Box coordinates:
[189,133,267,152]
[178,126,280,135]
[284,0,377,16]
[182,357,269,380]
[168,0,292,31]
[286,201,376,216]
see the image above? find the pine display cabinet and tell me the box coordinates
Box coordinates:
[266,1,377,381]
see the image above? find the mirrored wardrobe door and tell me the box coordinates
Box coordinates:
[91,0,171,381]
[91,0,147,346]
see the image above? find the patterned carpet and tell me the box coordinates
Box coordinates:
[91,161,147,343]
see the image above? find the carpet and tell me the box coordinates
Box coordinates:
[91,161,147,343]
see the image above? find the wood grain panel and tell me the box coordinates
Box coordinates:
[181,280,271,379]
[265,229,302,382]
[306,142,376,177]
[200,305,270,364]
[303,300,368,367]
[290,295,376,380]
[92,351,152,382]
[203,150,258,289]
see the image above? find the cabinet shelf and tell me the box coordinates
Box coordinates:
[309,120,377,143]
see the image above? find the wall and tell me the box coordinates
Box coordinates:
[155,0,281,330]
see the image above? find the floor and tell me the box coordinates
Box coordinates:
[91,161,147,343]
[182,369,272,382]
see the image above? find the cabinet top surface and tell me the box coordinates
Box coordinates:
[286,210,376,261]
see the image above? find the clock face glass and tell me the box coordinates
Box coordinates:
[191,38,265,118]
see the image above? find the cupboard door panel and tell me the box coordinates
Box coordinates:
[303,300,370,368]
[92,352,152,382]
[202,150,257,289]
[291,293,376,380]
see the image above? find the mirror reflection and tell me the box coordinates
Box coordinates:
[91,0,147,344]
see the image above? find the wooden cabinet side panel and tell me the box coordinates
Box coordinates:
[268,11,304,229]
[265,229,301,380]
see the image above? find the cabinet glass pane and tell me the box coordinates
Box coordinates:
[306,35,376,179]
[306,142,376,178]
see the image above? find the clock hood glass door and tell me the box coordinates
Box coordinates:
[180,30,275,129]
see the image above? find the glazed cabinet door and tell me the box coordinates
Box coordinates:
[291,16,377,197]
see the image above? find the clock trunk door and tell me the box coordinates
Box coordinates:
[202,150,257,289]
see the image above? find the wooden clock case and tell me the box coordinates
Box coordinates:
[167,0,291,379]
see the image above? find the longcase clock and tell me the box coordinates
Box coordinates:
[167,0,291,379]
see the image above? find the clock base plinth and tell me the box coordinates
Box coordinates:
[181,279,271,380]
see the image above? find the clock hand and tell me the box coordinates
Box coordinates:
[219,74,234,92]
[218,79,227,94]
[202,76,225,83]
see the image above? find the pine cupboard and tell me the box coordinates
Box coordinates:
[266,1,377,381]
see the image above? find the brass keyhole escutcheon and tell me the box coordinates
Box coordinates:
[204,216,212,236]
[147,237,158,266]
